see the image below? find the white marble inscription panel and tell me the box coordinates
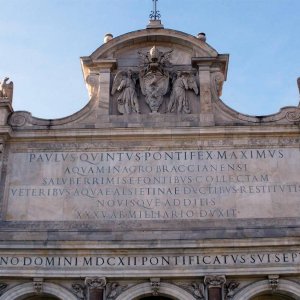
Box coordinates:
[4,148,300,221]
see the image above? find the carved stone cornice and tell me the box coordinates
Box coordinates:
[85,277,107,290]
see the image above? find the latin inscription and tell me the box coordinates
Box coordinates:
[0,251,299,269]
[5,148,300,221]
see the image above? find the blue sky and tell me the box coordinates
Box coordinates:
[0,0,299,118]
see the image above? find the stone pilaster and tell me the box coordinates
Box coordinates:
[81,58,116,115]
[193,61,215,126]
[85,277,107,300]
[204,275,226,300]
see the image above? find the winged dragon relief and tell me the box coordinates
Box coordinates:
[138,46,173,113]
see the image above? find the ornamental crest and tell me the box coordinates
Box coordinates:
[138,46,172,113]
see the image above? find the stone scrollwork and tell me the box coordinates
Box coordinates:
[150,278,160,296]
[106,282,128,300]
[210,71,225,101]
[111,70,140,115]
[138,46,172,113]
[0,283,7,296]
[168,72,199,114]
[268,275,279,292]
[0,77,13,102]
[224,281,240,299]
[204,275,226,288]
[8,111,31,127]
[71,283,86,300]
[86,73,100,98]
[85,276,107,290]
[285,109,300,122]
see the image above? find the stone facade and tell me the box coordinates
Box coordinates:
[0,19,300,300]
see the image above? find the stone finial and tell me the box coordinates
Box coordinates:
[0,77,13,102]
[104,33,113,43]
[268,275,279,293]
[197,32,206,42]
[150,278,160,296]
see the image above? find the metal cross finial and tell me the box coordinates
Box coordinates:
[149,0,161,20]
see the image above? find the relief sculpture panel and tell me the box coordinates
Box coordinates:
[110,45,200,115]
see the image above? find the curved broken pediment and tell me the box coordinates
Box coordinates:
[5,27,300,130]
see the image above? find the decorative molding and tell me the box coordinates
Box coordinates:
[0,282,77,300]
[232,279,300,300]
[268,275,279,292]
[204,275,226,288]
[85,277,107,290]
[177,282,205,300]
[150,278,160,296]
[71,283,86,300]
[211,71,224,100]
[286,109,300,122]
[0,283,7,296]
[33,278,43,294]
[224,281,240,299]
[114,282,193,300]
[106,282,128,300]
[8,112,30,127]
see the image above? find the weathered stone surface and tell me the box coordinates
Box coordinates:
[1,16,300,300]
[4,148,300,222]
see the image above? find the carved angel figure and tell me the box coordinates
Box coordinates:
[168,72,199,114]
[0,77,13,101]
[111,70,140,114]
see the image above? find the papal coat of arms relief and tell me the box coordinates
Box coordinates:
[111,46,199,115]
